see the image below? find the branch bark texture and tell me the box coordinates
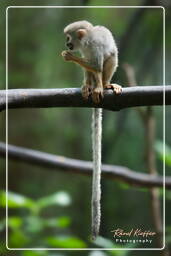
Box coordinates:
[0,86,170,112]
[0,142,170,189]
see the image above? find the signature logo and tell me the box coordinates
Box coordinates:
[111,228,156,244]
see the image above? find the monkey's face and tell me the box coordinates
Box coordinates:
[65,33,82,52]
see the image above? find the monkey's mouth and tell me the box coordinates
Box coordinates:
[66,43,74,50]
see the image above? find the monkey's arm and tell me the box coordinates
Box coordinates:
[61,51,101,73]
[61,50,104,103]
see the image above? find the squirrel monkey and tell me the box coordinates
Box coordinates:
[61,20,122,240]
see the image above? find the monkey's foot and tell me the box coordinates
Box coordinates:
[92,87,103,104]
[61,50,74,61]
[104,84,122,94]
[81,85,92,100]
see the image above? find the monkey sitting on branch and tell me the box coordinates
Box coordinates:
[61,20,122,240]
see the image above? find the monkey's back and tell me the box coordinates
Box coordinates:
[82,26,117,60]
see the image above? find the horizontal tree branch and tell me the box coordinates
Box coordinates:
[0,142,170,189]
[0,86,171,112]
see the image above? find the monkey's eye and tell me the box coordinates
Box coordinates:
[66,35,70,42]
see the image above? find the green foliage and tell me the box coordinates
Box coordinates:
[93,236,131,256]
[9,229,30,248]
[8,216,23,229]
[0,190,87,249]
[88,251,109,256]
[43,216,71,228]
[0,190,71,213]
[23,251,48,256]
[155,140,171,167]
[45,236,87,248]
[0,191,34,208]
[37,191,71,208]
[93,236,115,249]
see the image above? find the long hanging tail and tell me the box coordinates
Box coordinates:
[91,107,102,240]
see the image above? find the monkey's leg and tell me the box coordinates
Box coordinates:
[102,56,122,94]
[61,51,99,73]
[82,71,94,100]
[92,72,103,103]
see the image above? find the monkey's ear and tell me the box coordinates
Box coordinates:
[76,29,87,40]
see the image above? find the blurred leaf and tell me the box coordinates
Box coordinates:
[94,236,115,248]
[45,236,87,248]
[109,249,128,256]
[37,191,71,209]
[118,182,131,190]
[49,252,66,256]
[93,236,128,256]
[9,230,30,247]
[57,216,71,227]
[0,240,8,254]
[45,216,71,228]
[23,251,48,256]
[0,191,34,208]
[88,251,108,256]
[50,254,65,256]
[25,215,71,233]
[89,251,108,256]
[25,216,44,233]
[155,141,171,167]
[8,217,23,229]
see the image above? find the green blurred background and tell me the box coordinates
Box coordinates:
[0,0,171,256]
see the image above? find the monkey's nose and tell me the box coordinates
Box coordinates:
[66,43,74,50]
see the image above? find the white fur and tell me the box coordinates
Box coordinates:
[64,20,93,34]
[80,26,118,61]
[91,108,102,240]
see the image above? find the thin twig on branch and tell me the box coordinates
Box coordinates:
[0,86,170,112]
[0,142,170,189]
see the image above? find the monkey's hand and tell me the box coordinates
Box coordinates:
[92,87,103,104]
[104,84,122,94]
[61,50,74,61]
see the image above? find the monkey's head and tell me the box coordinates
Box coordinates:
[64,20,93,52]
